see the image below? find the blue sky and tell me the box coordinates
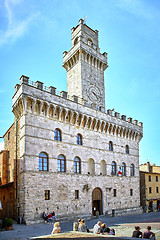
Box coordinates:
[0,0,160,165]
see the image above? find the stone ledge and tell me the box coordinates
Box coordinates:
[31,231,143,239]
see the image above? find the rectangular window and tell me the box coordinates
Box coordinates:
[7,151,10,160]
[156,176,158,182]
[156,187,159,193]
[45,190,50,200]
[8,132,10,140]
[75,190,79,199]
[130,189,133,196]
[149,187,152,193]
[8,170,10,183]
[149,175,151,182]
[12,169,14,179]
[113,189,117,197]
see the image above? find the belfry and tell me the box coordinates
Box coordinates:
[63,19,107,111]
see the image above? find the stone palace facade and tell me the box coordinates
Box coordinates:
[1,19,143,224]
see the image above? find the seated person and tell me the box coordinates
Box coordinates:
[78,219,89,232]
[52,211,56,222]
[51,222,61,234]
[47,213,53,224]
[42,212,48,222]
[100,223,110,234]
[142,226,155,239]
[93,221,102,234]
[73,222,78,231]
[132,226,142,238]
[78,219,81,228]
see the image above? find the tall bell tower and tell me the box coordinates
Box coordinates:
[63,19,108,111]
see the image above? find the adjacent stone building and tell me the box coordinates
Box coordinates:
[0,19,143,224]
[140,162,160,212]
[0,123,17,219]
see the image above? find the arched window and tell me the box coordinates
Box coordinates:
[88,159,95,175]
[111,161,116,175]
[77,133,82,145]
[122,162,126,176]
[74,37,78,45]
[109,141,113,151]
[98,106,102,112]
[100,160,106,175]
[74,157,81,174]
[39,152,48,171]
[87,38,93,47]
[57,155,66,172]
[54,128,62,141]
[125,145,129,154]
[130,164,135,176]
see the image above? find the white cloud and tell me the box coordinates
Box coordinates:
[0,0,40,47]
[0,141,4,151]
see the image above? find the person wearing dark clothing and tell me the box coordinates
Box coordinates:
[142,226,155,239]
[52,211,56,222]
[132,226,142,238]
[100,223,110,234]
[42,212,48,222]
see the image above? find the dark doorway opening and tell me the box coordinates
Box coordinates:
[92,188,102,216]
[148,201,153,212]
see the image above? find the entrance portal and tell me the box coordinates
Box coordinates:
[92,187,102,216]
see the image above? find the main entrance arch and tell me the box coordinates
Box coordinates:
[92,187,102,216]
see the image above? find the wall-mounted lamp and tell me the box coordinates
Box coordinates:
[83,184,90,192]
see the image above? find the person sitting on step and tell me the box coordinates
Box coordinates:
[51,222,61,235]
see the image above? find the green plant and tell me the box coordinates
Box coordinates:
[3,218,13,227]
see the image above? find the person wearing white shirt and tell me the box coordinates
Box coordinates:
[93,221,102,234]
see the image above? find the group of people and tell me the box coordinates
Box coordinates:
[48,217,156,239]
[73,219,89,232]
[132,225,155,239]
[93,221,115,235]
[42,211,56,224]
[73,220,115,235]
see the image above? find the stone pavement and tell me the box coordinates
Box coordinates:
[0,212,160,240]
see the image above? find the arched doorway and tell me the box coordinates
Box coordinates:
[92,188,102,216]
